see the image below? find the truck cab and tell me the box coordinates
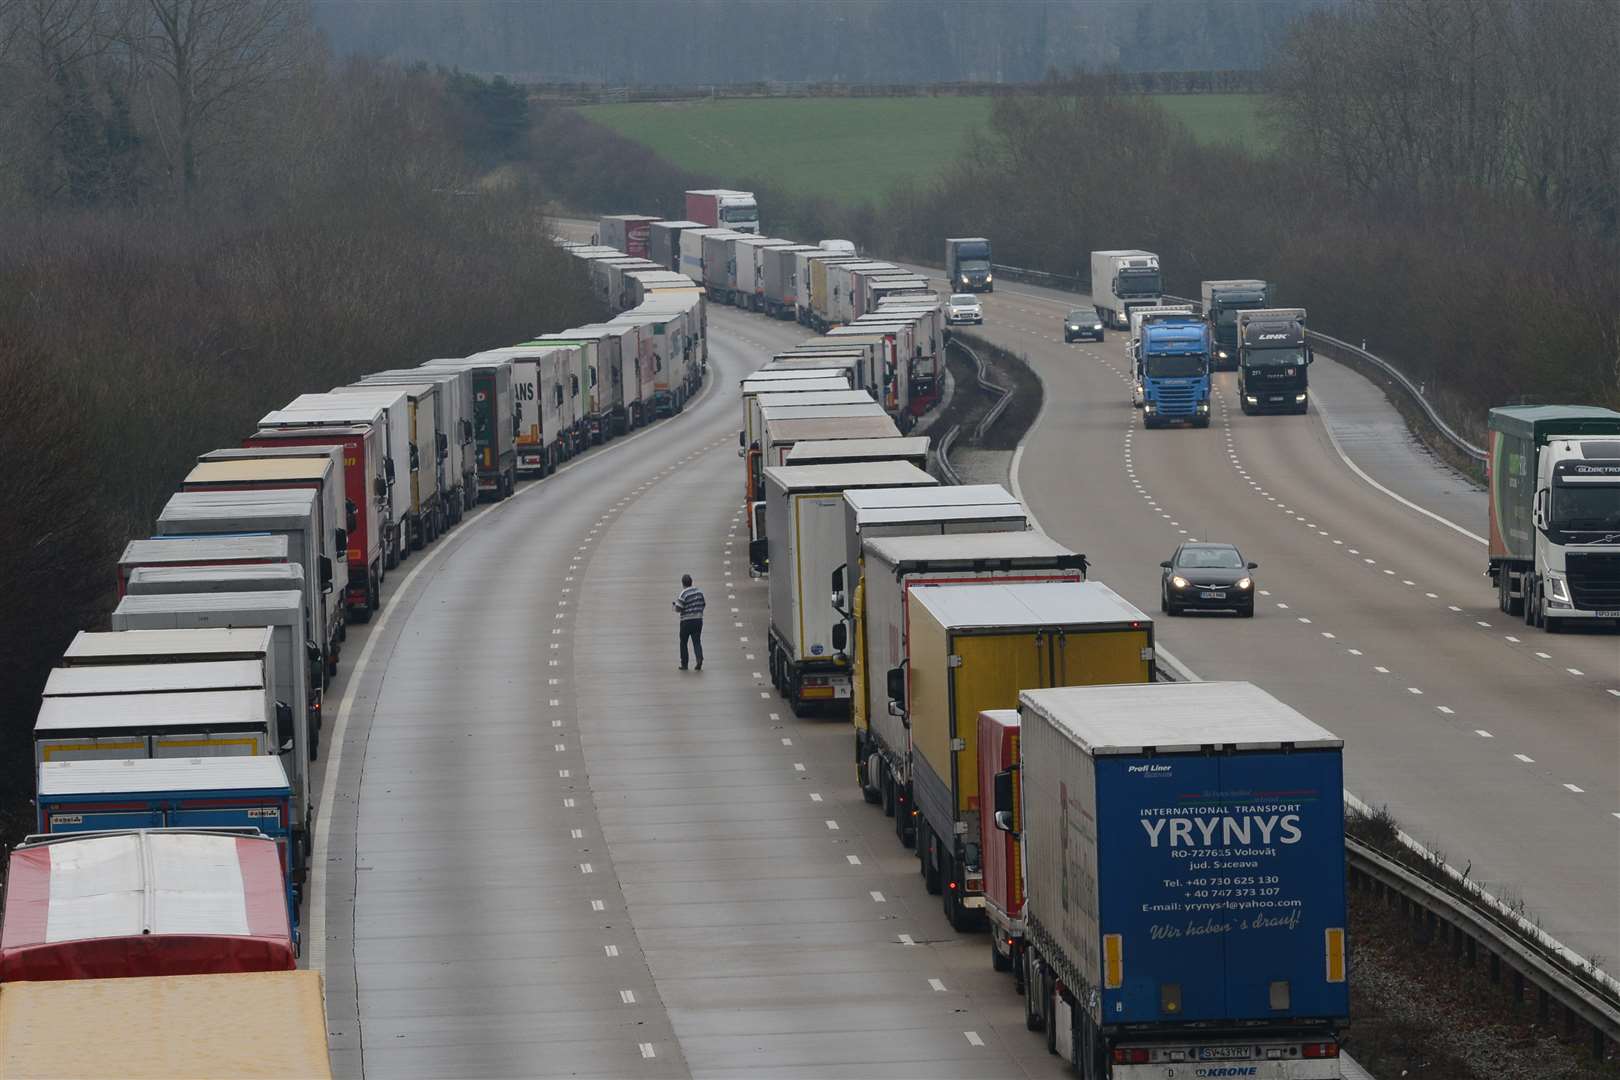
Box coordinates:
[1138,317,1212,428]
[946,237,994,293]
[1202,279,1272,370]
[1237,307,1312,414]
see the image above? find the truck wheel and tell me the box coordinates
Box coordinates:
[991,935,1011,973]
[1024,953,1045,1030]
[881,767,896,817]
[1524,579,1537,626]
[923,826,942,895]
[1194,414,1211,428]
[1044,968,1058,1055]
[862,755,881,805]
[1499,572,1523,617]
[309,721,320,762]
[371,576,382,614]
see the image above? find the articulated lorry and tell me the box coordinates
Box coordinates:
[361,366,477,522]
[1202,279,1273,370]
[685,188,759,234]
[853,532,1086,849]
[331,381,446,543]
[946,237,994,292]
[1128,305,1197,409]
[1004,681,1347,1078]
[903,581,1154,931]
[598,213,661,258]
[1092,250,1162,329]
[1138,316,1212,428]
[648,219,703,272]
[116,534,288,597]
[1237,308,1312,415]
[420,356,518,499]
[1487,405,1620,629]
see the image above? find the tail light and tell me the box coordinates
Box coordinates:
[1302,1042,1339,1059]
[1112,1048,1151,1064]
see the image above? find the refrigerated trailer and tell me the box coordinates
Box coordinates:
[904,581,1154,930]
[331,382,445,542]
[598,213,660,258]
[1091,249,1162,329]
[180,459,351,586]
[360,366,476,521]
[1009,681,1347,1078]
[762,243,818,319]
[116,535,288,598]
[420,356,517,499]
[649,219,704,272]
[784,436,930,468]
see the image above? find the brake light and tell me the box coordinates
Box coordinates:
[1112,1048,1151,1064]
[1302,1041,1339,1059]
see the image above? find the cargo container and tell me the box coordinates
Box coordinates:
[604,258,663,313]
[180,460,351,596]
[359,367,476,521]
[0,830,297,981]
[774,348,871,392]
[740,378,853,490]
[685,188,758,233]
[116,535,288,598]
[804,253,865,329]
[331,382,444,542]
[783,435,930,468]
[1486,405,1620,628]
[34,759,297,936]
[735,236,797,311]
[761,412,901,474]
[196,443,352,540]
[33,688,278,778]
[701,229,746,301]
[470,345,573,475]
[109,593,315,868]
[615,293,706,418]
[1010,682,1347,1077]
[43,659,266,700]
[598,213,661,258]
[761,461,936,713]
[762,243,818,319]
[824,261,900,328]
[1092,249,1162,329]
[420,356,518,499]
[528,333,608,445]
[905,581,1153,929]
[244,424,388,617]
[649,219,704,271]
[678,226,728,285]
[0,969,332,1078]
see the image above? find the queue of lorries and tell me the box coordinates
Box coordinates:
[581,201,1356,1078]
[0,244,711,1076]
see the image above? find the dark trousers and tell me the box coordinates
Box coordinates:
[679,619,704,668]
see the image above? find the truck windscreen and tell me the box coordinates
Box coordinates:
[1216,300,1263,324]
[1551,485,1620,530]
[957,243,990,261]
[1145,354,1207,378]
[1118,270,1161,297]
[1246,347,1306,368]
[721,205,757,223]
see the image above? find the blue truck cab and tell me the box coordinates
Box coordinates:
[1139,317,1212,428]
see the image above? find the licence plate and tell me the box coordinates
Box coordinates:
[1599,610,1620,618]
[1198,1046,1253,1061]
[1201,591,1226,599]
[834,683,851,699]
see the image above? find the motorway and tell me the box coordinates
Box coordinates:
[305,246,1615,1077]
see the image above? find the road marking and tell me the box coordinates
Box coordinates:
[580,863,593,874]
[1536,651,1552,659]
[1515,754,1535,763]
[1407,687,1423,695]
[563,797,575,807]
[1505,635,1520,643]
[810,792,823,802]
[770,712,780,720]
[1322,631,1336,639]
[826,820,840,830]
[1565,784,1584,793]
[1449,605,1463,612]
[639,1043,656,1059]
[1476,620,1492,628]
[1298,617,1312,624]
[1567,668,1584,676]
[871,891,887,903]
[559,769,571,778]
[1475,730,1493,738]
[848,854,862,865]
[1374,666,1389,673]
[898,933,916,945]
[794,762,806,772]
[604,944,619,956]
[555,743,567,751]
[620,990,636,1004]
[571,828,584,839]
[929,978,948,992]
[1436,706,1454,715]
[965,1031,985,1047]
[781,737,792,745]
[591,899,605,911]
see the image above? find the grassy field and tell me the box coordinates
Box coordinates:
[582,94,1268,204]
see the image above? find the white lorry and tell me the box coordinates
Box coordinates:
[1090,249,1163,329]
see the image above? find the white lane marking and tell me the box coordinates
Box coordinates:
[1426,591,1438,598]
[1476,620,1491,628]
[640,1043,656,1059]
[1374,666,1389,673]
[965,1031,985,1047]
[620,990,636,1004]
[1437,706,1454,715]
[898,933,916,945]
[1567,668,1584,676]
[1475,730,1493,738]
[794,762,806,772]
[558,768,571,778]
[1449,605,1463,612]
[825,820,840,830]
[604,944,619,957]
[1565,784,1584,793]
[1407,687,1423,695]
[571,828,584,839]
[1505,635,1520,643]
[563,797,575,807]
[1348,649,1362,656]
[769,712,780,721]
[591,899,606,911]
[1536,651,1552,659]
[1297,617,1312,624]
[1322,631,1336,639]
[1609,690,1620,698]
[871,890,887,903]
[1515,754,1535,763]
[580,863,593,874]
[847,854,862,865]
[929,978,948,992]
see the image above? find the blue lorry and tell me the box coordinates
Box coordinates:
[998,681,1347,1079]
[1138,317,1212,428]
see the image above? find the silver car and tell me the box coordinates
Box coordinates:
[946,293,983,325]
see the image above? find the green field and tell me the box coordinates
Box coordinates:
[582,94,1267,204]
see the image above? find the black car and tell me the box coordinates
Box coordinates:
[1064,308,1104,343]
[1160,543,1257,616]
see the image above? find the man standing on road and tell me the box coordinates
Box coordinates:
[674,573,705,670]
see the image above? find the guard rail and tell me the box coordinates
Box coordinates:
[935,336,1015,484]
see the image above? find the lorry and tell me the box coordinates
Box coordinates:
[762,461,937,714]
[331,381,445,543]
[701,229,746,302]
[243,424,386,618]
[1237,308,1312,415]
[116,535,287,597]
[946,237,994,292]
[762,243,818,319]
[805,254,866,329]
[901,581,1154,930]
[648,219,704,272]
[556,323,637,436]
[196,444,353,535]
[180,459,353,580]
[471,345,573,476]
[783,435,931,469]
[736,236,798,311]
[852,533,1087,849]
[1091,250,1162,329]
[1005,681,1348,1077]
[360,366,477,521]
[1201,279,1273,370]
[33,760,298,939]
[1127,305,1198,409]
[528,333,609,445]
[0,969,332,1077]
[685,188,759,234]
[0,829,297,981]
[740,377,854,491]
[598,213,661,258]
[1486,405,1620,629]
[979,708,1024,980]
[679,226,728,286]
[1138,316,1213,428]
[419,355,518,499]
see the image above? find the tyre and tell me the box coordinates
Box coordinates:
[921,824,941,895]
[1159,586,1169,614]
[1043,966,1058,1054]
[1194,414,1211,428]
[1524,579,1537,626]
[881,766,896,817]
[1241,603,1255,618]
[370,576,382,614]
[1024,952,1044,1031]
[991,935,1012,973]
[384,541,398,571]
[309,722,320,762]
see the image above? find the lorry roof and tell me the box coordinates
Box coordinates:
[651,219,705,229]
[64,627,274,662]
[768,415,901,440]
[856,504,1026,528]
[113,589,303,621]
[845,483,1013,510]
[198,447,339,466]
[184,459,330,485]
[36,754,291,795]
[755,390,874,408]
[764,460,936,493]
[127,564,305,589]
[1204,279,1268,289]
[908,580,1148,631]
[785,436,930,464]
[251,424,371,439]
[948,236,990,243]
[120,535,289,565]
[760,403,888,421]
[1489,405,1620,437]
[1020,680,1343,754]
[260,396,387,426]
[334,381,434,399]
[863,530,1078,564]
[34,688,269,732]
[158,494,317,532]
[743,380,850,396]
[44,660,263,698]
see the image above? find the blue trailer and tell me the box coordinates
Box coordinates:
[1000,681,1347,1079]
[1139,317,1212,428]
[35,756,299,946]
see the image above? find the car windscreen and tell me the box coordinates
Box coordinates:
[950,295,977,305]
[1177,547,1243,569]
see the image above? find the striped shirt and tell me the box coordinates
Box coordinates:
[674,586,706,621]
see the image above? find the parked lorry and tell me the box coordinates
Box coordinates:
[1237,308,1312,415]
[529,333,609,445]
[117,535,287,598]
[331,381,444,543]
[902,581,1154,930]
[1006,681,1348,1078]
[420,356,518,499]
[679,226,728,285]
[805,254,866,329]
[33,759,298,939]
[1138,316,1213,428]
[853,533,1087,848]
[557,324,637,436]
[685,188,759,234]
[979,707,1024,979]
[0,829,297,981]
[196,444,353,535]
[946,237,994,292]
[598,213,661,258]
[360,366,476,521]
[784,435,930,469]
[1486,405,1620,628]
[1127,305,1198,409]
[180,460,352,586]
[472,345,572,476]
[1201,279,1273,370]
[1091,250,1162,329]
[762,461,936,713]
[762,243,817,319]
[0,969,331,1077]
[736,236,797,310]
[649,219,704,271]
[701,229,746,302]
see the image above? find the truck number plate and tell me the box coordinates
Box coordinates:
[834,684,851,698]
[1598,610,1620,618]
[1197,1047,1253,1061]
[1201,590,1226,599]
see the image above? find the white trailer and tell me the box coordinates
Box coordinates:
[1090,249,1163,329]
[360,367,476,519]
[783,435,930,468]
[331,383,442,545]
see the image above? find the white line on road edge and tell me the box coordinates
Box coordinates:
[307,345,724,982]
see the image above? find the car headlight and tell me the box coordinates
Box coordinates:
[1235,577,1252,590]
[1218,350,1229,359]
[985,273,992,283]
[1245,395,1258,404]
[1093,323,1103,331]
[1546,575,1572,604]
[1067,323,1078,331]
[1295,393,1308,402]
[1171,575,1190,590]
[1198,402,1209,412]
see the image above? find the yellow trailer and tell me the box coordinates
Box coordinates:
[0,969,331,1078]
[905,580,1154,930]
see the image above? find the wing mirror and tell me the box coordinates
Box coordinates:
[831,623,847,653]
[274,700,294,752]
[993,768,1019,836]
[345,500,359,531]
[1160,560,1172,569]
[1247,561,1259,570]
[318,555,334,593]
